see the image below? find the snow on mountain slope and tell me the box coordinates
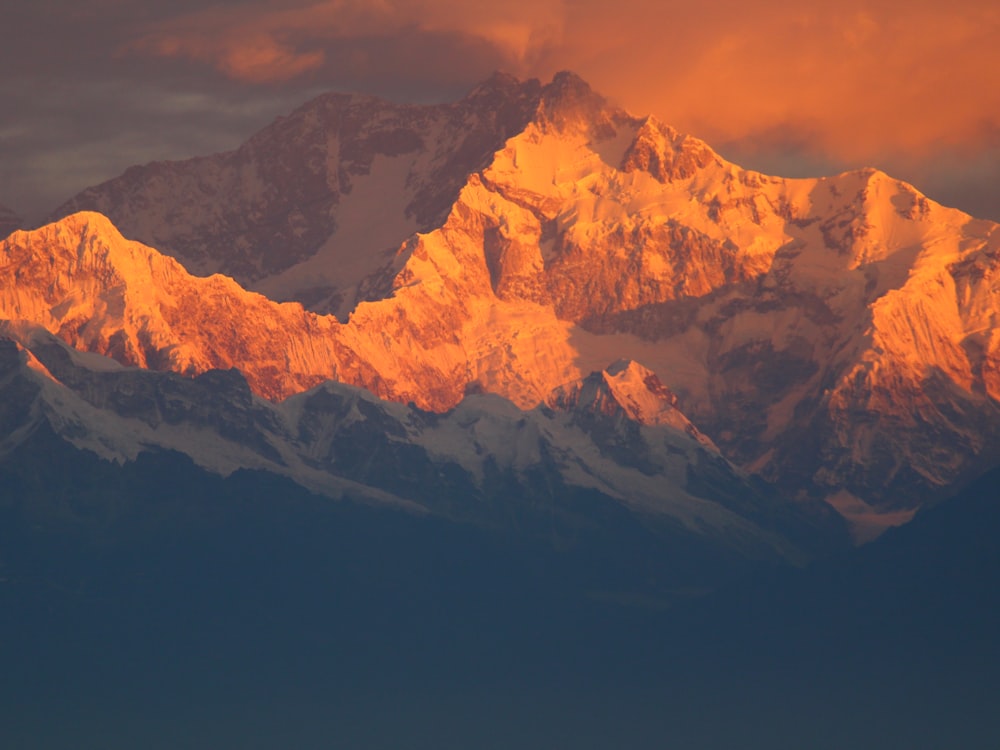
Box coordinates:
[0,212,586,407]
[0,214,351,400]
[0,324,838,560]
[395,73,1000,508]
[17,72,1000,513]
[546,358,715,448]
[0,325,425,511]
[50,73,543,319]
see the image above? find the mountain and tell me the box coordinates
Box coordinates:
[0,323,842,566]
[0,349,995,750]
[51,72,543,319]
[1,213,346,401]
[27,73,1000,519]
[4,70,997,750]
[0,202,19,239]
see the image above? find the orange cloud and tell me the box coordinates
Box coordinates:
[554,1,1000,163]
[126,0,1000,163]
[139,31,326,83]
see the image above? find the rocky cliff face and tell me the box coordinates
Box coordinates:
[18,72,1000,515]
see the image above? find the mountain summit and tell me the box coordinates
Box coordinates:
[547,359,714,447]
[50,74,548,318]
[18,72,1000,519]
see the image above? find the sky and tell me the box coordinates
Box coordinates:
[2,0,998,224]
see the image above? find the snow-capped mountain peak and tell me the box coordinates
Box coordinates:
[19,71,1000,518]
[621,116,721,182]
[546,359,710,439]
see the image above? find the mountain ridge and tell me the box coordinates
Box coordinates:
[0,322,843,563]
[14,71,1000,516]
